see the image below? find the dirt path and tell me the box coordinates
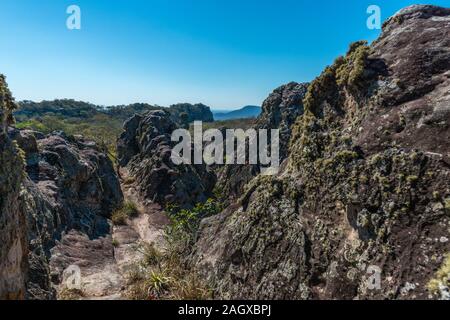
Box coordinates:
[52,168,169,300]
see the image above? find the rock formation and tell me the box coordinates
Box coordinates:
[12,130,123,299]
[0,75,28,300]
[215,82,308,201]
[191,5,450,300]
[1,4,449,301]
[1,73,123,299]
[117,110,216,209]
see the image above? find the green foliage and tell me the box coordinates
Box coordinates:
[16,99,101,120]
[14,100,215,159]
[406,175,419,184]
[15,114,123,158]
[146,270,172,295]
[336,41,370,88]
[15,119,48,132]
[445,198,450,212]
[165,198,222,241]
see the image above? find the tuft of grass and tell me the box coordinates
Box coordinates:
[169,273,212,300]
[122,201,139,217]
[112,210,127,226]
[139,242,162,267]
[112,238,119,247]
[112,201,139,225]
[146,270,172,295]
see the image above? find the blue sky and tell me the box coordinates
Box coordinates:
[0,1,448,110]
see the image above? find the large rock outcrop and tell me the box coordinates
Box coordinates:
[12,130,124,299]
[2,73,123,300]
[118,110,216,208]
[0,75,28,300]
[191,5,450,300]
[215,82,308,201]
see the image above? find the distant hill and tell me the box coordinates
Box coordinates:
[213,105,261,121]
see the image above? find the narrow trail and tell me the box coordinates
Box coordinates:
[52,168,169,300]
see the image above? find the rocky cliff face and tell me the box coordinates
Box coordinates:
[12,130,123,299]
[191,5,450,300]
[215,81,308,202]
[117,110,216,209]
[0,75,28,300]
[1,74,123,299]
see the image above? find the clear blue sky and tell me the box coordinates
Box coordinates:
[0,1,448,110]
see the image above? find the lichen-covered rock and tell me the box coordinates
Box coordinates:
[8,128,123,299]
[191,5,450,300]
[256,82,309,160]
[0,75,28,300]
[118,110,216,208]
